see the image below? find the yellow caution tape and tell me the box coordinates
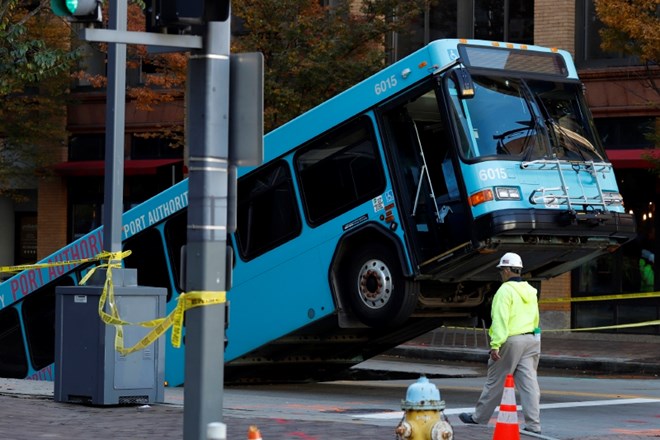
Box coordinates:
[169,291,226,351]
[2,249,226,356]
[448,319,660,335]
[91,252,226,355]
[538,291,660,332]
[0,250,126,274]
[102,291,226,356]
[6,252,657,352]
[543,320,660,333]
[539,291,660,304]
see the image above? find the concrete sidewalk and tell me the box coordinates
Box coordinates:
[392,328,660,376]
[0,377,495,440]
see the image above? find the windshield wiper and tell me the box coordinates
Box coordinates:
[521,83,588,161]
[492,120,535,156]
[549,118,604,161]
[515,80,552,162]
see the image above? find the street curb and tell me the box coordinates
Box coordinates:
[387,346,660,376]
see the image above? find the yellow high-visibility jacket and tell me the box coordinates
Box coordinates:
[489,280,539,350]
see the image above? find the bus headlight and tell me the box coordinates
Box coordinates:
[494,186,521,201]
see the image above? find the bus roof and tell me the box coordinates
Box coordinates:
[254,39,577,169]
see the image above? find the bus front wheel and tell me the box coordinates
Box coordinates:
[343,245,417,327]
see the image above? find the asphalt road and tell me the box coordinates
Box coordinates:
[220,373,660,439]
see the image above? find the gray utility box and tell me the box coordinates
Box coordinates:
[55,268,166,405]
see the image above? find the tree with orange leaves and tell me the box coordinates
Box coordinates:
[232,0,430,131]
[73,0,187,146]
[76,0,431,135]
[594,0,659,167]
[594,0,659,66]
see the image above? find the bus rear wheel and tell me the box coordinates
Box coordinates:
[343,244,418,327]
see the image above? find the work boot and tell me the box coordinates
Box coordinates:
[459,413,478,424]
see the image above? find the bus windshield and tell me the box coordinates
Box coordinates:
[447,73,605,162]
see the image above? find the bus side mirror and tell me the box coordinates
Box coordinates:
[452,68,475,99]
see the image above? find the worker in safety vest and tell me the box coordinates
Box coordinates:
[640,250,654,292]
[459,252,542,435]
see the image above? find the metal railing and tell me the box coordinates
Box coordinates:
[428,319,490,348]
[521,159,620,212]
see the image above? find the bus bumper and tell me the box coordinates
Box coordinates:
[476,208,637,242]
[419,209,636,282]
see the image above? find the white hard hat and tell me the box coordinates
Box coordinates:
[497,252,523,269]
[642,249,655,264]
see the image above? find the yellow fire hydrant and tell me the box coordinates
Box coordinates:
[395,376,453,440]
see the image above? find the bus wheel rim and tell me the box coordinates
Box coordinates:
[357,258,393,310]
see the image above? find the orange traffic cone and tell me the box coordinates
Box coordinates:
[247,425,263,440]
[492,374,520,440]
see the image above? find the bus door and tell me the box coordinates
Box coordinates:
[379,86,470,271]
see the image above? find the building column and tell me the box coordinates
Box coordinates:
[540,272,572,331]
[534,0,575,55]
[37,177,68,260]
[457,1,474,39]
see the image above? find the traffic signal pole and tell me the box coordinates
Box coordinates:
[184,19,231,440]
[103,0,127,256]
[74,2,257,438]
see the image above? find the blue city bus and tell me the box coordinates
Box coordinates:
[0,39,636,385]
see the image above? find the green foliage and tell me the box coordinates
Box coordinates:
[0,0,76,199]
[232,0,430,131]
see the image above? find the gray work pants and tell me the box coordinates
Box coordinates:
[472,334,541,432]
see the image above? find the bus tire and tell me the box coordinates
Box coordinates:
[343,244,418,327]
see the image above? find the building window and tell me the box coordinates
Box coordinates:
[575,0,635,67]
[395,1,458,60]
[595,117,657,150]
[394,0,533,60]
[131,134,183,159]
[15,213,37,264]
[68,171,182,241]
[571,242,660,334]
[572,167,658,334]
[69,134,105,161]
[73,43,106,89]
[69,133,183,161]
[474,0,533,44]
[69,178,104,240]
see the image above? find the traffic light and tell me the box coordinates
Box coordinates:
[51,0,102,22]
[146,0,229,33]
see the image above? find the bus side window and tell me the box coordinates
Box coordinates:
[236,161,302,260]
[442,158,460,200]
[383,109,423,191]
[123,228,173,301]
[22,277,75,372]
[413,120,450,200]
[296,116,385,225]
[0,307,28,378]
[163,211,187,293]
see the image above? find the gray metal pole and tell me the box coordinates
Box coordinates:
[184,19,230,440]
[457,0,475,39]
[103,0,127,255]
